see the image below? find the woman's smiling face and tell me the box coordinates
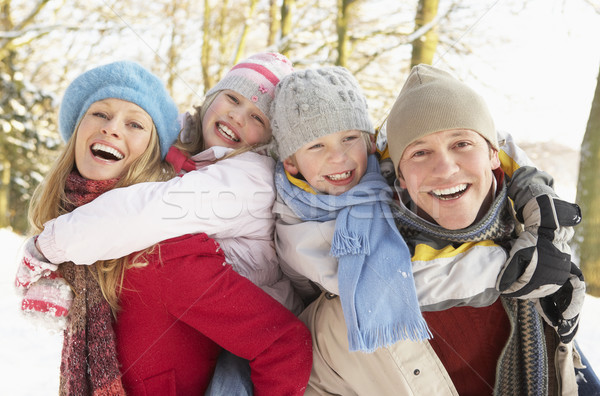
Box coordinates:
[75,98,153,180]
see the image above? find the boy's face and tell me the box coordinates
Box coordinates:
[397,129,501,230]
[283,130,374,196]
[75,98,153,180]
[202,90,271,149]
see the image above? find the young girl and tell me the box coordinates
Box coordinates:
[15,60,312,395]
[32,52,303,315]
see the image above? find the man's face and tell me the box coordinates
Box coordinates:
[397,129,501,230]
[283,130,374,196]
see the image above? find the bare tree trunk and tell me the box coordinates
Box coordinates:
[233,0,258,64]
[411,0,439,67]
[1,1,8,228]
[267,0,279,47]
[336,0,356,67]
[217,0,230,65]
[1,1,12,229]
[164,1,179,93]
[201,0,213,92]
[576,62,600,296]
[280,0,294,56]
[0,159,9,228]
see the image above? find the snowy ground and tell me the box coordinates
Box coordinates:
[1,227,599,394]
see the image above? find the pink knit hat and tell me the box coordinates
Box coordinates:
[206,52,294,119]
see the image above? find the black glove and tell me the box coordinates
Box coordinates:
[535,265,585,344]
[497,194,581,299]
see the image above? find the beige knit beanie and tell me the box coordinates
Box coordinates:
[386,64,498,170]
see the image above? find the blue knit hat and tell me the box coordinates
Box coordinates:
[59,61,180,159]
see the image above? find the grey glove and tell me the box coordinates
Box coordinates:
[379,157,396,187]
[497,194,582,298]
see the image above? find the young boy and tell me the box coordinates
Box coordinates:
[271,66,431,353]
[273,64,587,395]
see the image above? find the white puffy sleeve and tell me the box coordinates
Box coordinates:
[38,151,276,264]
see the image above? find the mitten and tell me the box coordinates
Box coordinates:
[534,267,585,344]
[497,194,582,298]
[379,157,396,187]
[15,236,59,289]
[15,236,73,329]
[178,111,195,144]
[21,275,73,323]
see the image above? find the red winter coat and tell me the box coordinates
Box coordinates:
[114,233,312,395]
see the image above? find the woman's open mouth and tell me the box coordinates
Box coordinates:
[91,143,123,161]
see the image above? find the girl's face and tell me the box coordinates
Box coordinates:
[201,90,271,149]
[75,98,153,180]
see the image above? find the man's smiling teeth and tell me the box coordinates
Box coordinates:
[217,123,240,142]
[431,183,468,200]
[91,143,123,160]
[326,171,351,181]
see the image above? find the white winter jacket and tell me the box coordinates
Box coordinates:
[37,147,302,314]
[274,194,507,311]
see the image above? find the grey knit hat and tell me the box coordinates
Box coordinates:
[387,64,498,170]
[271,66,374,160]
[206,52,294,119]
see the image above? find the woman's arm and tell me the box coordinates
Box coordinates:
[37,152,276,264]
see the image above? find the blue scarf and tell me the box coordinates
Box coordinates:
[275,155,431,352]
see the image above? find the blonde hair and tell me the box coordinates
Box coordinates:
[29,121,176,316]
[361,131,374,152]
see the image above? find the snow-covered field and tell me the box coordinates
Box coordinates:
[1,227,599,394]
[1,229,61,395]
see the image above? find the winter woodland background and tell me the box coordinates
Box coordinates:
[1,0,600,394]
